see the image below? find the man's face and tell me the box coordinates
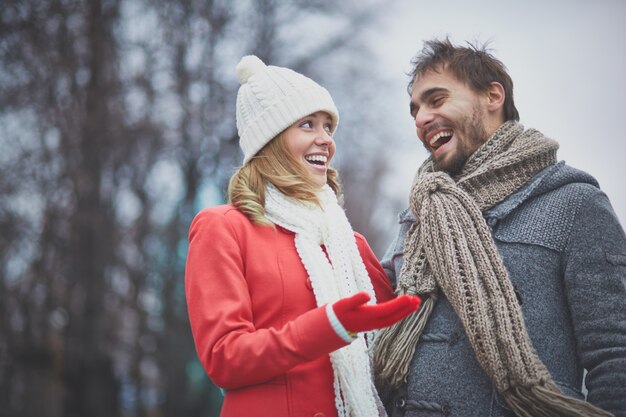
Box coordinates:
[409,68,490,175]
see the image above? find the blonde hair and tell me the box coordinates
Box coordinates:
[228,133,341,226]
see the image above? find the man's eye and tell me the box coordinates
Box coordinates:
[432,96,444,106]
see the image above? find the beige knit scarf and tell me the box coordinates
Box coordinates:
[374,121,612,417]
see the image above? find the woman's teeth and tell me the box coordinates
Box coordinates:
[305,155,327,166]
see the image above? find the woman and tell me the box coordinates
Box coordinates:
[185,55,421,417]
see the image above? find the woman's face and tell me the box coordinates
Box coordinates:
[282,111,336,187]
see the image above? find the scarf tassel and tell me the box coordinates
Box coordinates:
[503,383,613,417]
[373,294,437,388]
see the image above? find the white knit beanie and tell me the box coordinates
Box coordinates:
[235,55,339,165]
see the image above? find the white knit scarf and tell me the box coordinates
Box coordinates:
[264,183,386,417]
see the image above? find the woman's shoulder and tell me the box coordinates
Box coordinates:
[191,204,250,229]
[189,204,282,248]
[197,203,239,216]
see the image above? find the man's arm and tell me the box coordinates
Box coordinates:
[380,236,399,290]
[564,186,626,415]
[380,210,416,290]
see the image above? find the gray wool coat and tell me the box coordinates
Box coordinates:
[379,161,626,417]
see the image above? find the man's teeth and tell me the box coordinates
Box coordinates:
[305,155,327,165]
[430,131,452,146]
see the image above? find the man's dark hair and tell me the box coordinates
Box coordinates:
[408,38,520,122]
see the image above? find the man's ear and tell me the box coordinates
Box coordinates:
[486,81,505,112]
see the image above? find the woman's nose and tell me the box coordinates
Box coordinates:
[315,129,333,145]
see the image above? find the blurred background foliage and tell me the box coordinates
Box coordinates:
[0,0,406,416]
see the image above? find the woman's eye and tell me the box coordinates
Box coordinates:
[300,120,313,128]
[324,124,332,134]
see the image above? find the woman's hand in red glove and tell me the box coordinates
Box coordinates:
[332,292,421,334]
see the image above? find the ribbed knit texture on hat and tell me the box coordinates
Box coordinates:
[235,55,339,164]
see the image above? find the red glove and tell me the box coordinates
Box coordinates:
[332,292,421,334]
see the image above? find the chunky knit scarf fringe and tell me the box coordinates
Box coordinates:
[373,122,612,417]
[264,184,387,417]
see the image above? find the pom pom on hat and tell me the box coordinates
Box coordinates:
[236,55,266,85]
[235,55,339,165]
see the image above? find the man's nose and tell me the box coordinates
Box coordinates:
[414,108,436,142]
[414,107,435,130]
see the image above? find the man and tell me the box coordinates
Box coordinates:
[373,38,626,417]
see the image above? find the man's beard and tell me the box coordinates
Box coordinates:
[431,105,487,176]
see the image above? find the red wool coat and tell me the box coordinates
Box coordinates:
[185,205,393,417]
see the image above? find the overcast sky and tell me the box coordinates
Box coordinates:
[368,0,626,227]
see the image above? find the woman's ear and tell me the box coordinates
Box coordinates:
[486,81,505,112]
